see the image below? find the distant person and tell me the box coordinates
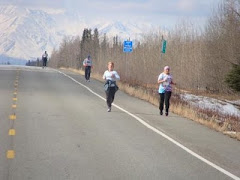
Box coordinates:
[158,66,176,116]
[103,62,120,112]
[83,55,93,82]
[42,51,48,68]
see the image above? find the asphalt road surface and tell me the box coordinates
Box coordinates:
[0,65,239,180]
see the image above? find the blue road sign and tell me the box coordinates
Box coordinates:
[123,41,133,53]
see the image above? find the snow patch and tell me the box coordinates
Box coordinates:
[181,93,240,118]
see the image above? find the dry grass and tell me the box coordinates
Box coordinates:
[118,83,159,106]
[61,67,240,141]
[170,94,240,140]
[223,131,240,140]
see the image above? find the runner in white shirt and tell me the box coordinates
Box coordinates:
[83,55,93,82]
[103,62,120,112]
[42,51,48,68]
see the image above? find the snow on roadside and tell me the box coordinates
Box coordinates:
[180,93,240,118]
[225,100,240,106]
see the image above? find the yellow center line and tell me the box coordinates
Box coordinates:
[12,104,17,108]
[9,129,16,136]
[9,114,16,120]
[7,150,15,159]
[10,74,19,161]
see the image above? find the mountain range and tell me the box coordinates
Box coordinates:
[0,5,154,64]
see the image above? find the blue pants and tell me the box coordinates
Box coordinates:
[85,66,91,80]
[43,58,47,67]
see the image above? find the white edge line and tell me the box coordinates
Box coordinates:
[55,69,240,180]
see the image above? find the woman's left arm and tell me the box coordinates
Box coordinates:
[171,80,176,85]
[114,71,120,81]
[103,71,106,80]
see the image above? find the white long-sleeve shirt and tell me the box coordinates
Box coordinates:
[103,70,120,81]
[83,58,92,66]
[42,53,48,59]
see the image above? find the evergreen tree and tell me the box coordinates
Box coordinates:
[101,33,107,49]
[81,28,93,60]
[93,28,99,45]
[225,64,240,92]
[93,28,100,60]
[101,33,108,59]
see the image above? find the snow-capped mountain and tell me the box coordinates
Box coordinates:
[0,5,154,63]
[92,21,149,41]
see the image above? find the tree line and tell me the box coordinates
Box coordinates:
[48,0,240,93]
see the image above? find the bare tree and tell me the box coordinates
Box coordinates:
[49,0,240,94]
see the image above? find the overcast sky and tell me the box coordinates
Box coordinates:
[1,0,221,28]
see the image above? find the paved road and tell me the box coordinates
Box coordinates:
[0,65,239,180]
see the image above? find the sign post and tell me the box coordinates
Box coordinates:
[160,35,167,61]
[161,39,167,54]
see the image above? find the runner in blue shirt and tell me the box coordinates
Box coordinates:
[158,66,176,116]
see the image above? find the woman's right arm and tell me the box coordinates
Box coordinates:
[83,59,86,66]
[158,79,165,83]
[103,71,106,80]
[158,74,165,84]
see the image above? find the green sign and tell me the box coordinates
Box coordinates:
[162,40,167,53]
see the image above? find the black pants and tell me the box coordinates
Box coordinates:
[43,58,47,67]
[106,87,116,108]
[85,66,91,80]
[159,91,172,113]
